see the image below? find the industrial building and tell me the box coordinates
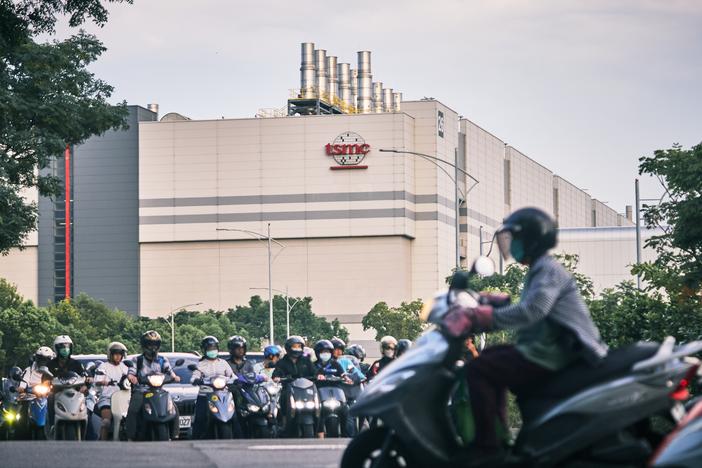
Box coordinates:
[0,43,639,348]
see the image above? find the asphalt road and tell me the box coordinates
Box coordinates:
[0,439,348,467]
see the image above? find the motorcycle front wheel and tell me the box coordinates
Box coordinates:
[341,427,411,468]
[151,423,170,441]
[214,421,233,439]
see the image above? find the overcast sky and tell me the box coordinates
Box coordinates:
[55,0,701,213]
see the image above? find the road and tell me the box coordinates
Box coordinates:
[0,439,348,467]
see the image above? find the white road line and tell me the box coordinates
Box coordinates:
[249,444,347,450]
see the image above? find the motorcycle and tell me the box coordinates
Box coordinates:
[93,360,133,441]
[50,370,88,441]
[235,371,274,438]
[263,380,282,437]
[83,362,100,441]
[649,397,702,466]
[139,372,178,441]
[342,256,702,468]
[316,375,349,438]
[0,367,23,440]
[280,377,319,438]
[18,380,51,440]
[187,364,236,439]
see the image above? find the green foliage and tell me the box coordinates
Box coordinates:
[361,299,425,341]
[0,0,130,253]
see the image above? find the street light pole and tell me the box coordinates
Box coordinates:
[217,226,285,346]
[169,302,202,352]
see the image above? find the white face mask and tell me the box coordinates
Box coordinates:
[384,350,395,358]
[319,352,331,362]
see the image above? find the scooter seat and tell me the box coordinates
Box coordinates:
[522,342,660,399]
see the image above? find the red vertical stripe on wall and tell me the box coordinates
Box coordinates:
[65,145,71,300]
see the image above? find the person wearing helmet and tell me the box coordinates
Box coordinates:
[313,339,353,438]
[92,342,129,440]
[254,345,282,379]
[272,336,316,436]
[191,336,235,439]
[19,346,54,391]
[125,330,180,441]
[396,339,413,358]
[47,335,85,379]
[331,337,365,386]
[225,335,260,381]
[447,207,607,456]
[346,344,370,376]
[368,336,397,380]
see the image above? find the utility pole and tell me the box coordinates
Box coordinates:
[635,179,642,289]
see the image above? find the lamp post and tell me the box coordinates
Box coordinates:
[250,286,302,338]
[217,224,286,345]
[169,302,202,352]
[379,148,479,269]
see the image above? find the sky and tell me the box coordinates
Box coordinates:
[54,0,702,213]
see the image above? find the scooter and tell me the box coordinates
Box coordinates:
[342,256,702,468]
[83,362,100,441]
[139,372,178,441]
[649,397,702,466]
[0,368,23,440]
[50,371,88,441]
[93,361,132,441]
[187,364,236,439]
[263,380,282,437]
[280,377,319,438]
[316,375,349,438]
[235,371,273,438]
[19,381,51,440]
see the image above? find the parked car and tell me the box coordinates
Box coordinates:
[217,351,264,366]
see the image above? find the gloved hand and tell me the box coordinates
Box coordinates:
[470,305,494,332]
[479,292,511,307]
[192,378,203,386]
[443,304,495,337]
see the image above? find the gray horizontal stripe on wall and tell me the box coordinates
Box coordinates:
[460,207,501,228]
[139,191,453,209]
[140,208,456,226]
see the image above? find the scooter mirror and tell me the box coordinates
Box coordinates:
[187,364,197,371]
[85,362,97,374]
[478,333,487,352]
[472,256,495,277]
[175,358,185,367]
[95,369,106,376]
[123,360,134,368]
[37,366,53,379]
[9,366,22,382]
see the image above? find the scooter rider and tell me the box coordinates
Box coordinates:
[346,344,370,376]
[20,346,54,391]
[93,342,129,440]
[125,330,180,441]
[447,207,608,457]
[191,336,234,439]
[47,336,85,380]
[314,339,353,438]
[331,338,365,384]
[254,345,282,379]
[226,335,259,379]
[367,336,397,380]
[273,336,316,434]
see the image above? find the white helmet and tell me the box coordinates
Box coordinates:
[380,335,398,352]
[53,335,74,357]
[107,341,128,355]
[35,346,55,361]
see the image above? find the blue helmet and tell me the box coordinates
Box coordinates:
[264,345,281,359]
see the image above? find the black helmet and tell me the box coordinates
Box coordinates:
[284,335,305,358]
[227,335,247,354]
[313,339,334,360]
[396,339,412,358]
[140,330,162,360]
[346,344,366,361]
[330,337,346,351]
[496,207,557,263]
[201,336,219,352]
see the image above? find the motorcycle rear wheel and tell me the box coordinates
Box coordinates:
[214,421,233,439]
[341,427,411,468]
[151,423,170,441]
[301,423,315,438]
[326,419,340,438]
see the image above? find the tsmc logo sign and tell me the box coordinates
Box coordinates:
[325,132,369,170]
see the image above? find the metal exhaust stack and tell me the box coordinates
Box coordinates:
[338,63,351,109]
[372,82,384,113]
[315,49,328,102]
[383,88,394,113]
[393,92,402,112]
[147,103,159,118]
[357,51,372,114]
[300,42,316,98]
[350,69,358,111]
[326,55,338,105]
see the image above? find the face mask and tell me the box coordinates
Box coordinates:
[510,237,525,262]
[290,347,303,358]
[383,350,395,359]
[319,352,331,362]
[58,347,70,358]
[206,350,218,359]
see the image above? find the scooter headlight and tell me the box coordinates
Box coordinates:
[322,399,340,410]
[212,377,227,390]
[305,401,316,410]
[294,401,305,410]
[167,398,175,414]
[228,401,235,413]
[15,412,21,421]
[79,401,86,412]
[33,384,49,397]
[147,374,165,387]
[209,403,219,414]
[144,403,152,415]
[247,404,260,413]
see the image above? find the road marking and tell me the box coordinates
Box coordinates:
[249,444,347,450]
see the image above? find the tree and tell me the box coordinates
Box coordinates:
[637,142,702,295]
[0,0,130,253]
[361,299,425,341]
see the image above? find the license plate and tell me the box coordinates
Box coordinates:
[179,416,191,428]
